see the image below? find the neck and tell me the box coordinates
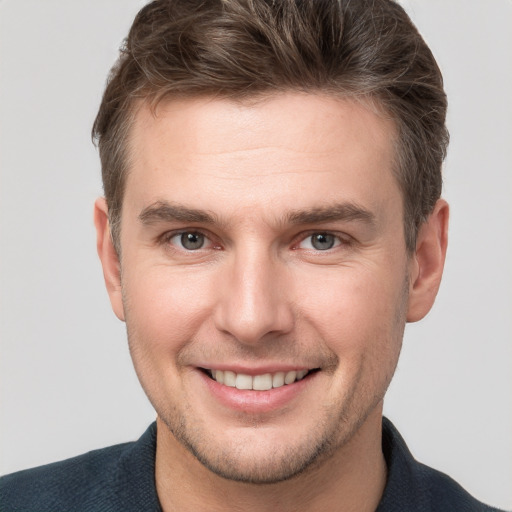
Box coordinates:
[155,408,387,512]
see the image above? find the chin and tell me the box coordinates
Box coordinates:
[180,430,335,484]
[157,403,367,485]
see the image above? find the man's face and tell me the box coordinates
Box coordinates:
[111,93,413,482]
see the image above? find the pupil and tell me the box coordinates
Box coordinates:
[312,233,334,250]
[181,232,204,250]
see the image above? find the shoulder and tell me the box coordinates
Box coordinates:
[410,460,504,511]
[0,423,159,512]
[0,441,132,511]
[378,417,505,512]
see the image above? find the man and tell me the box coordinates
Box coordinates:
[0,1,505,511]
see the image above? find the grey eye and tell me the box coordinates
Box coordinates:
[309,233,336,250]
[179,232,205,250]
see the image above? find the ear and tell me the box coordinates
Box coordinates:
[94,197,125,321]
[407,199,449,323]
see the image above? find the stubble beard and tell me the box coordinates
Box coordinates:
[124,272,409,485]
[153,348,400,485]
[159,400,354,485]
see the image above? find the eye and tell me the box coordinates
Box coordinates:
[169,231,208,250]
[299,233,341,251]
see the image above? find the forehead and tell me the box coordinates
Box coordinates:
[124,93,400,225]
[130,92,395,161]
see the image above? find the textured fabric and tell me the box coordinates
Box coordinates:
[0,418,504,511]
[0,425,162,512]
[377,418,504,511]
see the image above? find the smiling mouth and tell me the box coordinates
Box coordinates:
[201,368,320,391]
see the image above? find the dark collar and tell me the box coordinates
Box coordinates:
[113,422,162,511]
[118,418,497,511]
[376,417,499,511]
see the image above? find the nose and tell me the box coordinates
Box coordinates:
[213,247,294,345]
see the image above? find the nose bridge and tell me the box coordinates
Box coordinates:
[214,243,293,344]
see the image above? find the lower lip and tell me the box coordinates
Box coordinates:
[199,370,317,413]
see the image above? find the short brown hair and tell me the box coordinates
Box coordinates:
[93,0,448,253]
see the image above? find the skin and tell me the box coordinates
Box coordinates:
[95,93,448,512]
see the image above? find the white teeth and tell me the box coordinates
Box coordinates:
[209,369,310,390]
[223,370,236,387]
[296,370,307,380]
[284,370,297,385]
[235,373,253,390]
[253,374,273,391]
[272,372,285,388]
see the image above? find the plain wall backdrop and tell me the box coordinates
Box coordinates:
[1,1,511,509]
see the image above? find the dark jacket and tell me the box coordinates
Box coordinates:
[0,418,504,511]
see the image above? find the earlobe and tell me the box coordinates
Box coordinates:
[406,199,449,323]
[93,197,125,321]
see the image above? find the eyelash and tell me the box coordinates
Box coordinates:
[160,230,218,251]
[295,232,347,251]
[159,229,351,253]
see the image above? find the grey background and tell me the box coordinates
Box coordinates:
[1,1,511,509]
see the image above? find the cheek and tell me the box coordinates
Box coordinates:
[121,268,217,405]
[121,266,216,355]
[305,268,389,311]
[305,269,406,408]
[297,265,408,353]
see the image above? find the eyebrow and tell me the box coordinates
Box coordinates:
[286,203,376,226]
[138,200,375,228]
[139,201,217,225]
